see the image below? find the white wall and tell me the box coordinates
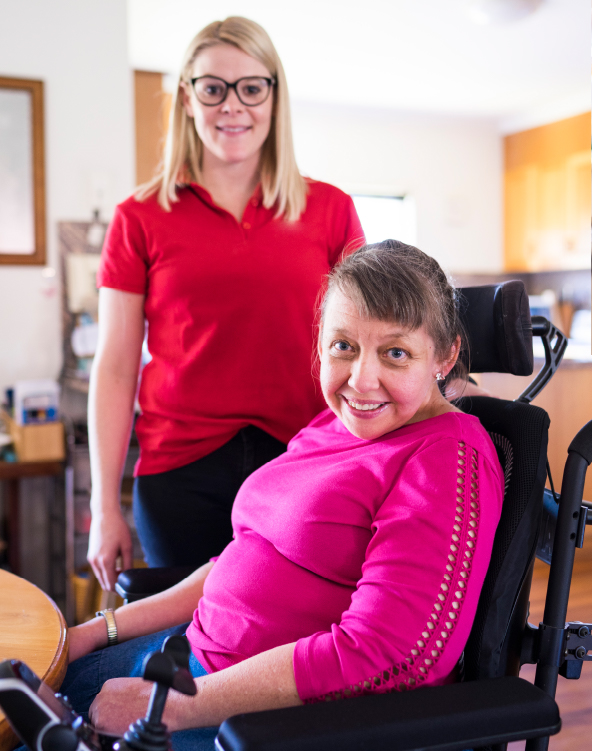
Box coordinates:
[0,0,134,394]
[292,102,503,276]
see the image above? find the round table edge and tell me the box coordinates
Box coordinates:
[0,591,68,751]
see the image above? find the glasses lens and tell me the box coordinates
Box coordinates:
[193,77,227,105]
[236,78,271,106]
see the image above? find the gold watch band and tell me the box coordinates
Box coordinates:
[96,608,118,646]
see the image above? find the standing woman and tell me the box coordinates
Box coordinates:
[87,16,364,590]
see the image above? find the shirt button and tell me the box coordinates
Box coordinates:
[242,221,251,230]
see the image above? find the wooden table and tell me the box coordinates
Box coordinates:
[0,461,64,575]
[0,570,68,750]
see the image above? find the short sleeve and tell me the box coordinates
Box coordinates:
[328,193,365,268]
[97,201,149,295]
[293,437,503,702]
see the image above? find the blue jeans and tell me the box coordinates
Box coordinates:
[61,624,219,751]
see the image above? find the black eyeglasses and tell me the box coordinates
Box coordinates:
[190,76,275,107]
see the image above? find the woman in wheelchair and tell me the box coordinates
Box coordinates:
[65,241,504,750]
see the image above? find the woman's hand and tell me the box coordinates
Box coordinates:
[87,507,133,592]
[68,617,109,663]
[89,641,299,734]
[89,678,152,734]
[89,677,194,734]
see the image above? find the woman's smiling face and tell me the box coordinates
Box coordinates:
[319,289,457,440]
[182,43,274,169]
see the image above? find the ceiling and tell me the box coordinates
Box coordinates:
[128,0,590,131]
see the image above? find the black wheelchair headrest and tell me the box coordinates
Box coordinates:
[458,281,533,376]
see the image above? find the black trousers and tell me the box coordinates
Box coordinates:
[132,426,287,568]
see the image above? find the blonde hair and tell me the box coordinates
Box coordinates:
[136,16,307,221]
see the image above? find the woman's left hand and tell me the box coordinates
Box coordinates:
[89,678,152,734]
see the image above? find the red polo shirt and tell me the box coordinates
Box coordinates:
[97,179,364,475]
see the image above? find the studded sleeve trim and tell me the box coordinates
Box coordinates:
[293,437,502,703]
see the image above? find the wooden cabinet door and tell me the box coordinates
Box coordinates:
[564,150,591,268]
[504,113,591,272]
[505,164,538,270]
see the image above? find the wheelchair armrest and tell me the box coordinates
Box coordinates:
[115,566,195,602]
[216,676,560,751]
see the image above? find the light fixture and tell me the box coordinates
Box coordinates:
[467,0,545,25]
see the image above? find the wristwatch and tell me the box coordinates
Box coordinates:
[95,608,118,646]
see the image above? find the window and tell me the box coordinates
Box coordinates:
[351,194,417,246]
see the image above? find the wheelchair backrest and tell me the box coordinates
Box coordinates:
[456,396,549,680]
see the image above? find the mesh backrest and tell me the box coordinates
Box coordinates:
[489,433,513,498]
[456,396,549,680]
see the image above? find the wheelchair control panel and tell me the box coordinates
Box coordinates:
[0,634,197,751]
[0,659,117,751]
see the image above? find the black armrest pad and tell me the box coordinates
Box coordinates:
[216,677,560,751]
[115,566,195,598]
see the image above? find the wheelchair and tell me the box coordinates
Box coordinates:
[1,281,590,751]
[116,280,592,751]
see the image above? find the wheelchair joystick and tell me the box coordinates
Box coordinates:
[114,635,197,751]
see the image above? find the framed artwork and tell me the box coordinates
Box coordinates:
[0,76,46,265]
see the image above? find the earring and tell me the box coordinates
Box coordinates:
[435,372,444,382]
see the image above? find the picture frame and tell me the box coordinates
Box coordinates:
[0,76,46,265]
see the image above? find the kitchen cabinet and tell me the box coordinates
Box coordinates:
[504,112,590,272]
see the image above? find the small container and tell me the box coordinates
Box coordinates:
[2,409,65,462]
[14,379,60,425]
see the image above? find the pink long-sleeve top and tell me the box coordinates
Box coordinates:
[186,409,504,701]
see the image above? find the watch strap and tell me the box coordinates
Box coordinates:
[95,608,118,646]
